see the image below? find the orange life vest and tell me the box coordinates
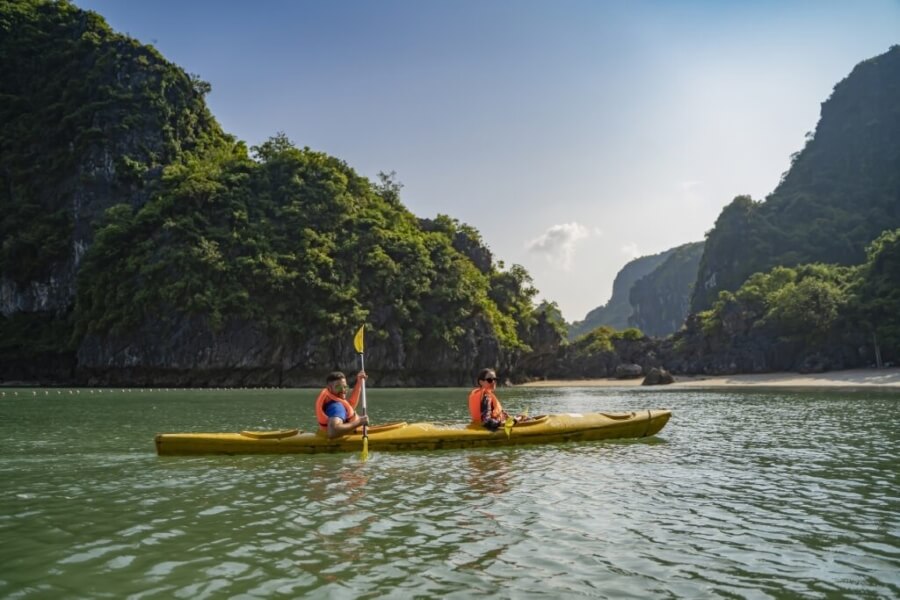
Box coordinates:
[315,387,359,429]
[468,387,503,422]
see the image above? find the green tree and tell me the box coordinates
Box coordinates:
[852,229,900,360]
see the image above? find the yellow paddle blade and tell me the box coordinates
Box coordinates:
[504,416,514,439]
[353,325,365,354]
[361,436,369,461]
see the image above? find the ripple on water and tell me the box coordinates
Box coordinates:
[1,389,899,598]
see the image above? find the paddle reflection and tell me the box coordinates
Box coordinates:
[338,465,369,504]
[465,452,513,496]
[301,462,372,578]
[305,462,369,505]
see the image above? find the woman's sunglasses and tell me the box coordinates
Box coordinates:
[482,377,497,383]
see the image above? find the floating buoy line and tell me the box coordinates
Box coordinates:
[0,386,289,397]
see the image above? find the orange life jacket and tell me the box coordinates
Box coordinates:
[468,387,503,422]
[315,385,360,429]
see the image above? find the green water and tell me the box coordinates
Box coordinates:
[1,386,898,598]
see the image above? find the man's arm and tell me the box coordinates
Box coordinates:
[346,371,367,409]
[326,414,369,439]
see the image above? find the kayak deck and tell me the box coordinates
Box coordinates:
[155,410,671,456]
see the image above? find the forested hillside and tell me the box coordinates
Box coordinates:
[665,229,900,373]
[0,0,226,297]
[3,1,897,385]
[692,46,900,312]
[552,46,900,378]
[0,0,547,385]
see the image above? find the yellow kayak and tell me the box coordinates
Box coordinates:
[155,410,671,456]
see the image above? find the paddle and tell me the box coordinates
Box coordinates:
[353,325,369,461]
[504,407,528,439]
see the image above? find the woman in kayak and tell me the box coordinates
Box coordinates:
[468,368,523,431]
[315,370,368,439]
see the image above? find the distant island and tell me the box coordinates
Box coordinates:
[1,1,898,386]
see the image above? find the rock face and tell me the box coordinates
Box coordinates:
[629,242,704,337]
[642,367,674,386]
[1,7,221,317]
[614,363,643,379]
[656,313,870,376]
[570,241,703,341]
[1,276,72,317]
[691,46,900,313]
[74,315,505,387]
[513,305,567,382]
[569,250,674,338]
[1,2,226,383]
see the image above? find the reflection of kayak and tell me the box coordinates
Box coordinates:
[155,410,671,456]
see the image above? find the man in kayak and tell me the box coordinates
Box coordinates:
[315,371,369,439]
[468,368,523,431]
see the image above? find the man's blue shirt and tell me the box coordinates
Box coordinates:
[324,400,348,422]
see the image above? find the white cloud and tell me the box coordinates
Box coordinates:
[526,222,591,270]
[620,243,641,259]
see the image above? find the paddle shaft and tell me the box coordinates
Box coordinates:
[359,352,367,438]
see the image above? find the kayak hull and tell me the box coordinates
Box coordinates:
[155,410,671,456]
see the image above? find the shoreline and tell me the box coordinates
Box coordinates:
[516,367,900,388]
[2,366,898,390]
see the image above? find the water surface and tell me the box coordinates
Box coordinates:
[1,386,897,598]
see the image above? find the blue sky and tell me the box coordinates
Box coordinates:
[75,0,900,322]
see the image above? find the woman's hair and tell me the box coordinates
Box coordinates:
[477,368,496,382]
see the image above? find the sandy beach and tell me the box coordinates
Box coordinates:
[517,367,900,388]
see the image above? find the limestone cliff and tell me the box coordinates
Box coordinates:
[692,45,900,312]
